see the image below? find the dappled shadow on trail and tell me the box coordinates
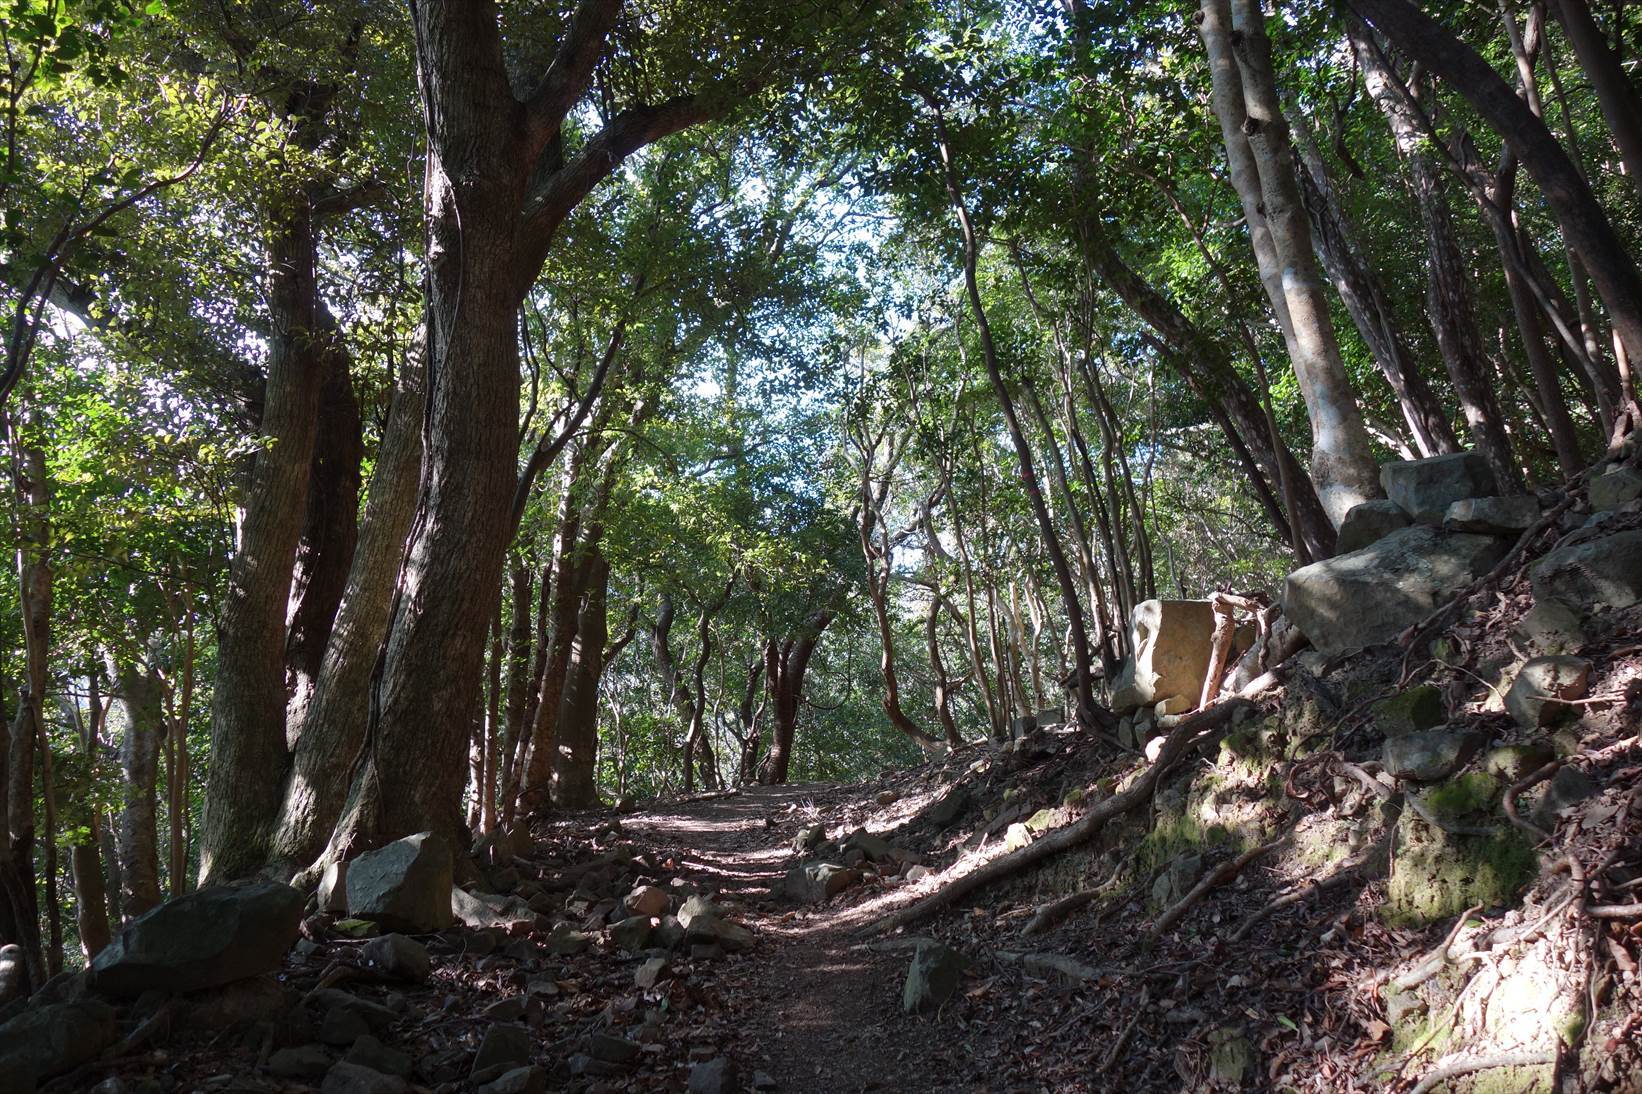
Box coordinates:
[616,784,1006,1093]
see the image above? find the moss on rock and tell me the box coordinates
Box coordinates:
[1383,807,1538,926]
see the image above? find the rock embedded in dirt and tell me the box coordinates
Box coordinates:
[1003,822,1032,851]
[588,1033,642,1065]
[321,1060,408,1094]
[478,1066,548,1094]
[1151,853,1204,911]
[1516,598,1588,656]
[1380,451,1499,524]
[1383,728,1484,783]
[483,996,526,1021]
[269,1044,333,1080]
[345,832,454,932]
[688,1056,740,1094]
[624,883,669,918]
[1505,656,1592,728]
[902,940,966,1013]
[89,879,304,996]
[0,1000,116,1085]
[451,887,535,933]
[876,789,900,805]
[1533,766,1598,829]
[544,922,594,955]
[681,901,753,952]
[635,957,671,988]
[1371,685,1445,737]
[1530,530,1642,611]
[609,914,654,952]
[1335,498,1412,553]
[359,934,430,983]
[843,828,895,862]
[345,1035,412,1078]
[781,862,860,903]
[1283,526,1510,656]
[1589,464,1642,511]
[309,989,397,1035]
[1444,495,1539,534]
[792,824,826,853]
[470,1023,533,1083]
[922,787,968,828]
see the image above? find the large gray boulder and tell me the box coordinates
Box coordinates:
[1335,499,1410,554]
[1283,526,1510,656]
[1589,464,1642,511]
[346,832,454,932]
[1109,599,1216,715]
[1381,451,1498,524]
[1529,531,1642,612]
[0,1000,115,1085]
[89,880,303,996]
[1444,496,1539,535]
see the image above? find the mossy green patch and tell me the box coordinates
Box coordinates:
[1372,685,1445,737]
[1383,809,1539,926]
[1424,773,1502,819]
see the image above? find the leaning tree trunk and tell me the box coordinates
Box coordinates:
[1286,100,1459,458]
[271,346,424,878]
[1351,22,1524,492]
[115,661,165,917]
[1221,0,1383,524]
[284,315,362,740]
[1353,0,1642,415]
[1550,0,1642,207]
[69,817,111,961]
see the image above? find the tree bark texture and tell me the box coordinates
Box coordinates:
[116,661,164,917]
[1224,0,1383,525]
[1351,24,1525,492]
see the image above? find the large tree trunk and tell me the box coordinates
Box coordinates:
[1220,0,1383,524]
[198,195,329,883]
[1351,23,1524,492]
[115,661,164,918]
[1550,0,1642,206]
[1286,101,1459,458]
[284,316,362,740]
[1353,0,1642,415]
[271,349,424,877]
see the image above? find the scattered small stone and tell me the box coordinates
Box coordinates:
[792,824,826,853]
[483,996,527,1022]
[1003,823,1032,851]
[624,884,669,918]
[544,922,594,955]
[902,940,965,1013]
[477,1065,548,1094]
[587,1033,641,1065]
[608,915,654,952]
[753,1071,778,1091]
[470,1023,532,1082]
[359,934,430,983]
[876,789,900,805]
[1505,656,1591,728]
[321,1060,407,1094]
[344,1035,412,1078]
[1533,766,1599,829]
[634,957,671,989]
[688,1057,740,1094]
[1515,599,1588,655]
[269,1044,333,1080]
[320,1005,372,1047]
[1383,728,1483,783]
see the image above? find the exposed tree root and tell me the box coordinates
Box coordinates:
[861,672,1284,936]
[1148,834,1288,939]
[1407,1050,1556,1094]
[1227,830,1391,943]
